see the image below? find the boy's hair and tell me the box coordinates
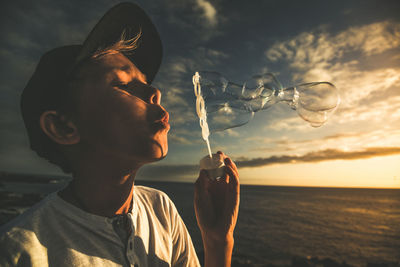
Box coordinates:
[92,29,141,59]
[30,32,142,174]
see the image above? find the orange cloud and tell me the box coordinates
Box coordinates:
[137,147,400,181]
[236,147,400,168]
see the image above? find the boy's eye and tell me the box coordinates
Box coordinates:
[117,83,129,89]
[113,82,131,92]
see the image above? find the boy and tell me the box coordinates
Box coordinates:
[0,3,239,267]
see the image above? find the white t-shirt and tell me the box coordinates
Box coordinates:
[0,186,200,267]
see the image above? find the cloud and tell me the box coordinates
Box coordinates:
[264,21,400,105]
[261,20,400,143]
[134,146,400,181]
[215,129,240,137]
[236,147,400,168]
[334,96,400,127]
[168,134,194,145]
[167,127,204,145]
[138,163,198,181]
[159,0,222,42]
[266,21,400,65]
[195,0,217,26]
[264,116,311,132]
[250,126,400,157]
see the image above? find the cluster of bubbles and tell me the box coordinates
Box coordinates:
[192,71,340,148]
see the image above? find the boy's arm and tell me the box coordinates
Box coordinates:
[194,152,240,267]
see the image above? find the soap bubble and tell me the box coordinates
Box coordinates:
[194,72,255,133]
[193,71,340,133]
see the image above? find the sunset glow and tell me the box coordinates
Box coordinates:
[239,155,400,188]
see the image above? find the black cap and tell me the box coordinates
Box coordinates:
[21,2,162,151]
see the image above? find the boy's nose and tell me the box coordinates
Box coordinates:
[149,86,161,105]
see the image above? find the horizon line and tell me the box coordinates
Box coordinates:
[1,170,399,190]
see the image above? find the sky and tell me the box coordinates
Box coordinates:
[0,0,399,188]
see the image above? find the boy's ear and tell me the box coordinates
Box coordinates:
[39,111,80,145]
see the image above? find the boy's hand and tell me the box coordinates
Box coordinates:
[194,151,240,267]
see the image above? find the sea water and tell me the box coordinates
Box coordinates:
[1,177,399,266]
[153,182,400,266]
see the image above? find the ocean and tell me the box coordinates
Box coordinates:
[1,174,399,267]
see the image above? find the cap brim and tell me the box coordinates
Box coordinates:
[77,2,162,84]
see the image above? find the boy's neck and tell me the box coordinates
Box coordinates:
[59,144,145,217]
[59,171,136,217]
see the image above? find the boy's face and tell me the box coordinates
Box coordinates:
[73,52,169,164]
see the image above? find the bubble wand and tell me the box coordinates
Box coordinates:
[193,72,225,179]
[193,72,212,158]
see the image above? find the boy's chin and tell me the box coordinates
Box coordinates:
[114,139,168,164]
[141,141,168,162]
[150,145,168,161]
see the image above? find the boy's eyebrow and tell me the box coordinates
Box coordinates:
[111,65,148,84]
[119,64,132,72]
